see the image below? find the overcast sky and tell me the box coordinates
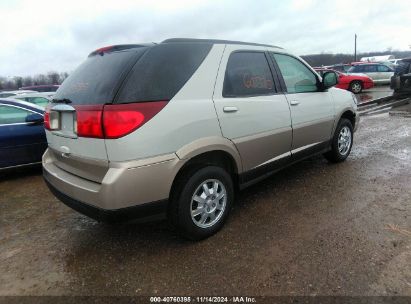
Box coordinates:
[1,0,411,76]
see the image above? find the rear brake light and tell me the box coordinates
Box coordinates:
[103,101,167,139]
[75,105,104,138]
[73,101,167,139]
[44,108,50,130]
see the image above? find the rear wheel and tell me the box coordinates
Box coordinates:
[324,118,353,163]
[169,166,234,240]
[349,81,363,94]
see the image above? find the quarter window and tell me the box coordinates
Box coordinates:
[223,52,275,97]
[0,105,31,124]
[377,65,390,72]
[272,53,318,93]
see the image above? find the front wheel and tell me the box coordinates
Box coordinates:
[349,81,363,94]
[169,166,234,240]
[324,118,353,163]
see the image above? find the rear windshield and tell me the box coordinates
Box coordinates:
[115,43,212,103]
[53,48,147,105]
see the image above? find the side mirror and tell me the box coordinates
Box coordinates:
[25,113,44,125]
[322,71,338,89]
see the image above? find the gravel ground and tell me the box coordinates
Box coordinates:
[0,113,410,296]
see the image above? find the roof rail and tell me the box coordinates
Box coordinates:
[162,38,282,49]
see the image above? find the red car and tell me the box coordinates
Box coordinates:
[315,68,374,93]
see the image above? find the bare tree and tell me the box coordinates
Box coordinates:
[22,76,33,87]
[47,71,60,84]
[14,76,23,89]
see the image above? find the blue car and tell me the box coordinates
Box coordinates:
[0,98,47,169]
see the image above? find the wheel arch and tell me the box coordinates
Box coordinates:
[340,110,356,129]
[170,138,243,200]
[331,107,357,137]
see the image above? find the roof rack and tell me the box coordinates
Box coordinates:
[162,38,282,49]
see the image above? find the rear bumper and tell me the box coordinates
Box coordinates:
[43,148,184,219]
[45,178,167,223]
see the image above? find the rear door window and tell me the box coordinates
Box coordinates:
[53,48,148,105]
[271,53,318,93]
[0,105,31,124]
[223,52,275,97]
[363,65,377,73]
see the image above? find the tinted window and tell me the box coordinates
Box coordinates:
[0,105,31,124]
[348,66,360,73]
[363,65,377,73]
[116,43,212,103]
[53,48,147,105]
[377,65,390,72]
[223,52,275,97]
[272,53,317,93]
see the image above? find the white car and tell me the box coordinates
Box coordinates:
[0,90,36,98]
[13,92,53,108]
[43,38,359,240]
[347,63,394,85]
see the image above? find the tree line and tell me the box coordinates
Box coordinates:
[302,50,411,67]
[0,71,69,91]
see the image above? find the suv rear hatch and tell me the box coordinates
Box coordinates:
[46,42,212,182]
[45,45,149,183]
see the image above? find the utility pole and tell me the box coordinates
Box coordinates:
[354,34,357,62]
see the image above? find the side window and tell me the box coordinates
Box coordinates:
[363,65,377,73]
[223,52,275,97]
[0,105,31,124]
[354,65,363,73]
[377,65,390,72]
[272,53,318,93]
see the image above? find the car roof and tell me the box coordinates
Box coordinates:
[0,90,37,94]
[161,38,282,49]
[89,38,283,57]
[0,98,45,112]
[14,92,52,99]
[20,85,59,89]
[352,62,386,65]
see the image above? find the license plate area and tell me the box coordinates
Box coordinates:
[50,111,77,138]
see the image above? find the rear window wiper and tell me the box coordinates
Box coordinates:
[52,98,73,104]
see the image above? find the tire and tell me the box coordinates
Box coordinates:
[169,166,234,241]
[324,118,353,163]
[349,81,363,94]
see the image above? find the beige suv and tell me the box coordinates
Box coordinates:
[43,38,359,240]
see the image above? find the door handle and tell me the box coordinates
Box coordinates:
[290,100,300,106]
[223,106,238,113]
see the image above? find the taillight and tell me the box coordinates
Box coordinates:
[73,101,167,139]
[44,107,50,130]
[75,105,104,138]
[103,101,167,139]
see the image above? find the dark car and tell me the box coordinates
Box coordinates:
[328,64,352,73]
[0,99,47,169]
[391,58,411,96]
[19,85,60,92]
